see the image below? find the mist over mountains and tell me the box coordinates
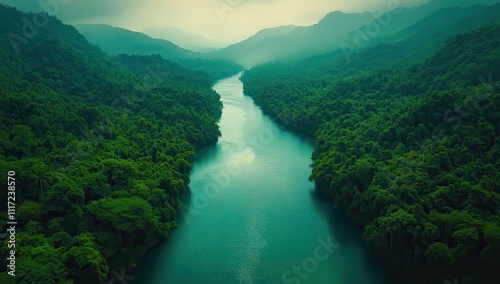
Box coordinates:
[143,26,223,52]
[0,0,499,283]
[75,0,499,67]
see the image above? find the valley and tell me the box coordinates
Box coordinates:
[0,0,499,283]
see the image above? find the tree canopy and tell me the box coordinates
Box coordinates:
[241,24,500,283]
[0,5,229,283]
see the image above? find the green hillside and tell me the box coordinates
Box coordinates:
[0,5,224,283]
[75,24,194,58]
[241,24,500,283]
[75,24,243,81]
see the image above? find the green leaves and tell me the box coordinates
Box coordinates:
[0,5,225,283]
[87,197,159,233]
[9,233,69,284]
[425,242,455,268]
[42,175,84,213]
[353,158,374,191]
[483,222,500,247]
[100,159,139,191]
[63,233,109,283]
[8,125,38,158]
[242,23,500,281]
[17,201,44,225]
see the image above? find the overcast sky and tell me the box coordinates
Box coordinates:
[1,0,428,44]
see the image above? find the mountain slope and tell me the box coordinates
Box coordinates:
[0,5,223,283]
[207,25,297,66]
[331,3,500,70]
[76,24,196,59]
[241,24,500,284]
[209,0,500,66]
[75,24,243,81]
[144,26,223,52]
[267,2,499,83]
[209,13,374,66]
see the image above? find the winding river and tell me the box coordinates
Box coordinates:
[133,73,391,283]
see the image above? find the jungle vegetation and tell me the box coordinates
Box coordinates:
[0,5,229,283]
[241,24,500,283]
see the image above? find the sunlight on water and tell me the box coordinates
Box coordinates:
[132,73,391,284]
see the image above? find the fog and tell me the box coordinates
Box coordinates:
[1,0,428,45]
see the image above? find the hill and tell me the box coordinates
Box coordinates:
[241,24,500,284]
[255,2,499,85]
[144,26,223,52]
[209,0,500,66]
[75,24,195,58]
[75,24,243,81]
[207,25,297,66]
[0,5,224,283]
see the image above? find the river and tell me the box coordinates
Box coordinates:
[132,73,391,284]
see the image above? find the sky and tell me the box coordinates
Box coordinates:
[0,0,428,45]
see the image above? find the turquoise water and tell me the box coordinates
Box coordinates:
[132,73,390,284]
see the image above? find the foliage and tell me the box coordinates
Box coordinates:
[241,25,500,283]
[0,5,226,283]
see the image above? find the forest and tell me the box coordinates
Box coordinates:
[241,24,500,283]
[0,5,233,283]
[1,1,499,283]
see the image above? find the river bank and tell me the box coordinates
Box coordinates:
[132,73,391,283]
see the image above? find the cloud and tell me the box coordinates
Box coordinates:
[0,0,428,44]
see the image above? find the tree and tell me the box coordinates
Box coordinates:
[425,242,455,268]
[31,162,51,197]
[42,176,84,213]
[12,232,70,284]
[376,209,418,254]
[9,124,38,157]
[17,201,44,225]
[63,233,109,283]
[86,197,164,237]
[353,158,374,191]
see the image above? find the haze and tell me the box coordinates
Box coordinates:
[0,0,428,45]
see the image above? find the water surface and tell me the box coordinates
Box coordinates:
[133,73,390,284]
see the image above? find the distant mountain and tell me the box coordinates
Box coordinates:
[208,0,500,67]
[144,26,223,52]
[75,24,197,59]
[421,0,500,9]
[208,9,398,66]
[225,25,297,48]
[74,0,500,69]
[351,0,500,41]
[336,3,499,64]
[388,3,500,52]
[291,3,499,76]
[74,24,243,80]
[207,25,298,66]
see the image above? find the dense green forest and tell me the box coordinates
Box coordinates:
[1,1,499,283]
[0,5,230,283]
[242,25,500,283]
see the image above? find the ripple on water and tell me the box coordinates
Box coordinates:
[132,73,392,284]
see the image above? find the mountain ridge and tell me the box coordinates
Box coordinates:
[75,23,196,59]
[143,26,223,52]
